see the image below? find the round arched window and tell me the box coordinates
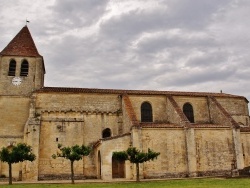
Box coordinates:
[141,102,153,122]
[183,103,194,123]
[102,128,111,138]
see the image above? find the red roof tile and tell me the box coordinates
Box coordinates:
[140,123,183,128]
[140,123,229,128]
[0,26,41,57]
[167,95,190,126]
[123,94,140,126]
[240,127,250,132]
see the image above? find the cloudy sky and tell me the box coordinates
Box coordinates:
[0,0,250,101]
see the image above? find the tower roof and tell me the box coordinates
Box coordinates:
[0,26,42,57]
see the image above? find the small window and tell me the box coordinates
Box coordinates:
[20,60,29,76]
[141,102,153,122]
[8,60,16,76]
[102,128,111,138]
[183,103,194,123]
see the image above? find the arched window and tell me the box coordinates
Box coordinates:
[8,60,16,76]
[141,102,153,122]
[183,103,194,123]
[20,60,29,76]
[102,128,111,138]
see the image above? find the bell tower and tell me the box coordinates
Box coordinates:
[0,25,45,96]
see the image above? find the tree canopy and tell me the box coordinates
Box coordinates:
[52,144,91,184]
[0,143,36,185]
[52,144,91,161]
[0,143,35,164]
[113,147,160,181]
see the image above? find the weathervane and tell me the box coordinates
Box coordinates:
[26,19,30,26]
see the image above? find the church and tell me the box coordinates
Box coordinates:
[0,26,250,181]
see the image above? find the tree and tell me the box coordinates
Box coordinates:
[0,143,36,185]
[113,147,160,182]
[52,144,91,184]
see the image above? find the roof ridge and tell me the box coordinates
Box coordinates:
[35,86,246,100]
[0,25,42,57]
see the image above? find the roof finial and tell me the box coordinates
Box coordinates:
[26,19,30,26]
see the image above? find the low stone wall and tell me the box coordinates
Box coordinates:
[0,177,17,182]
[196,170,231,177]
[38,174,97,180]
[144,172,189,179]
[144,170,232,179]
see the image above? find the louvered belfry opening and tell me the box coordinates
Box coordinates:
[20,60,29,76]
[8,59,16,76]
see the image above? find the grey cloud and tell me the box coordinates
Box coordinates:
[51,0,109,27]
[1,0,250,102]
[159,65,236,87]
[100,9,169,41]
[164,0,231,28]
[134,31,216,54]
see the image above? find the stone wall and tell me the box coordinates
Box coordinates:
[35,92,123,179]
[0,56,44,96]
[0,96,30,135]
[0,96,30,179]
[36,93,121,113]
[141,128,187,178]
[240,132,250,167]
[129,95,168,123]
[174,96,210,124]
[217,98,249,126]
[1,90,249,181]
[96,134,131,180]
[194,128,234,176]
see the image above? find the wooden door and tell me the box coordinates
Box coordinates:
[112,157,125,178]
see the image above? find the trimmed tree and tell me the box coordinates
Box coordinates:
[113,147,160,182]
[0,143,36,185]
[52,144,91,184]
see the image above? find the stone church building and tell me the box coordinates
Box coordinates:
[0,26,250,181]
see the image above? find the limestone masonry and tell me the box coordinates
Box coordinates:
[0,26,249,181]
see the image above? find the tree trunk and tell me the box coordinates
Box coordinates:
[70,160,75,184]
[8,163,12,185]
[136,163,140,182]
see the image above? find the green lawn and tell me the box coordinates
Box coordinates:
[0,178,250,188]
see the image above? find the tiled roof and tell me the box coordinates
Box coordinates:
[240,127,250,132]
[209,96,240,129]
[187,124,230,128]
[167,95,190,126]
[140,123,230,128]
[140,123,183,128]
[123,94,139,126]
[93,132,131,148]
[36,87,247,100]
[101,132,131,141]
[0,26,41,57]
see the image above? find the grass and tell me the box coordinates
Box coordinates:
[0,178,250,188]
